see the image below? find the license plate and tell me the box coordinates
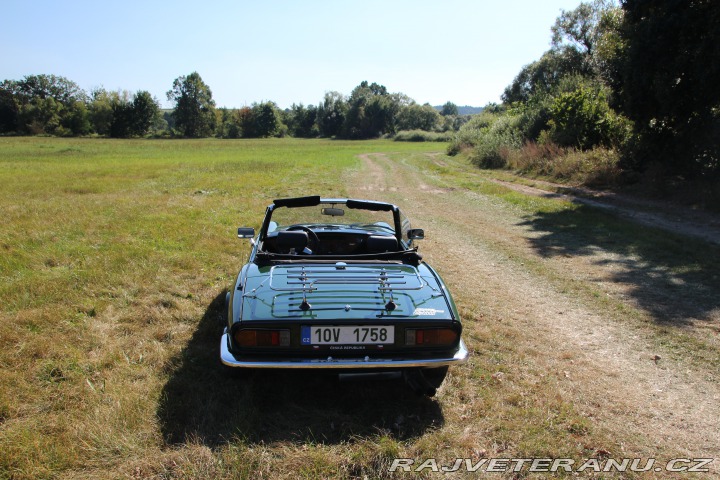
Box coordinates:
[301,326,394,345]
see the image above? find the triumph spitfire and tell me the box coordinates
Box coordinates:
[221,196,468,396]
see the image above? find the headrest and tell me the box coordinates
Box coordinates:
[276,230,308,252]
[366,235,399,253]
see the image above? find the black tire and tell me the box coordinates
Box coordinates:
[421,366,449,389]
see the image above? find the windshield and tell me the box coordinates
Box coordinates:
[269,203,396,233]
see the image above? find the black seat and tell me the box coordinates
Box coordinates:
[366,235,399,253]
[276,231,308,253]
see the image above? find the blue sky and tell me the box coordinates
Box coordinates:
[2,0,583,109]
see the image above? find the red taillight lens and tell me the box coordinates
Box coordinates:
[405,328,458,346]
[234,329,290,347]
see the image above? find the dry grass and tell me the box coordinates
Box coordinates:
[2,138,718,479]
[0,138,441,479]
[349,152,720,478]
[504,142,623,188]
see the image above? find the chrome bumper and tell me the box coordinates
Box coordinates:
[220,333,469,369]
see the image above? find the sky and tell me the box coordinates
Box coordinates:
[2,0,584,109]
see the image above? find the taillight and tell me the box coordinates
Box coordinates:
[405,328,458,346]
[234,329,290,347]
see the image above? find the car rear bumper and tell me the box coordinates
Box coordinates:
[220,333,469,369]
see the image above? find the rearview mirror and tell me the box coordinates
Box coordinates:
[237,227,255,239]
[321,208,345,216]
[407,228,425,240]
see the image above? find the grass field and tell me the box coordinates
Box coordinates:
[1,138,718,479]
[0,138,448,479]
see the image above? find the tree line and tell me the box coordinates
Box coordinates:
[449,0,720,182]
[0,73,465,140]
[0,77,162,138]
[3,0,716,182]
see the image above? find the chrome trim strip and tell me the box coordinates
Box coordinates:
[220,334,468,369]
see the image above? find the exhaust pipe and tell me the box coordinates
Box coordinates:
[403,369,436,397]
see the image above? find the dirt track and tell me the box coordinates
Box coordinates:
[487,178,720,246]
[348,153,720,472]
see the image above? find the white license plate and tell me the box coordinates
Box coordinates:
[301,325,394,345]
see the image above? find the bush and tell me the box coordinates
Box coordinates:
[447,112,504,155]
[470,136,511,168]
[393,130,452,142]
[505,141,622,186]
[505,139,565,173]
[466,114,523,169]
[580,148,623,186]
[548,86,628,150]
[511,94,554,142]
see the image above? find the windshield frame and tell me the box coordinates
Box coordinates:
[259,198,404,243]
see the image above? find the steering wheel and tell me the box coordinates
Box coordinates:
[286,225,320,252]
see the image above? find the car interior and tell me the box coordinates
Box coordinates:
[264,230,400,255]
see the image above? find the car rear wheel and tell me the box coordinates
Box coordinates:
[422,366,449,389]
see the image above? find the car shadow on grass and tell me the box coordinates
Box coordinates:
[519,205,720,326]
[157,290,444,447]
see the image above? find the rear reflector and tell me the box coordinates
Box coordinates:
[235,329,290,347]
[405,328,458,346]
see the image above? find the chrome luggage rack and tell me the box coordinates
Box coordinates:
[267,263,426,312]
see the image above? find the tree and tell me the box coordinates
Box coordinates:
[285,103,318,138]
[236,107,253,138]
[4,74,87,134]
[227,103,285,139]
[109,98,133,138]
[440,102,459,116]
[0,87,18,133]
[10,74,86,105]
[618,0,720,177]
[217,108,242,138]
[397,103,441,131]
[107,90,160,138]
[130,91,160,136]
[552,0,625,86]
[62,100,91,136]
[18,96,64,134]
[316,91,347,137]
[166,72,216,137]
[343,81,403,139]
[89,88,117,136]
[504,1,621,105]
[250,101,283,138]
[551,0,616,56]
[502,47,587,104]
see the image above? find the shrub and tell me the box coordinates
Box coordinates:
[505,139,565,174]
[447,112,499,155]
[548,85,631,150]
[467,114,523,169]
[579,148,623,187]
[506,141,622,186]
[511,94,554,142]
[393,130,452,142]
